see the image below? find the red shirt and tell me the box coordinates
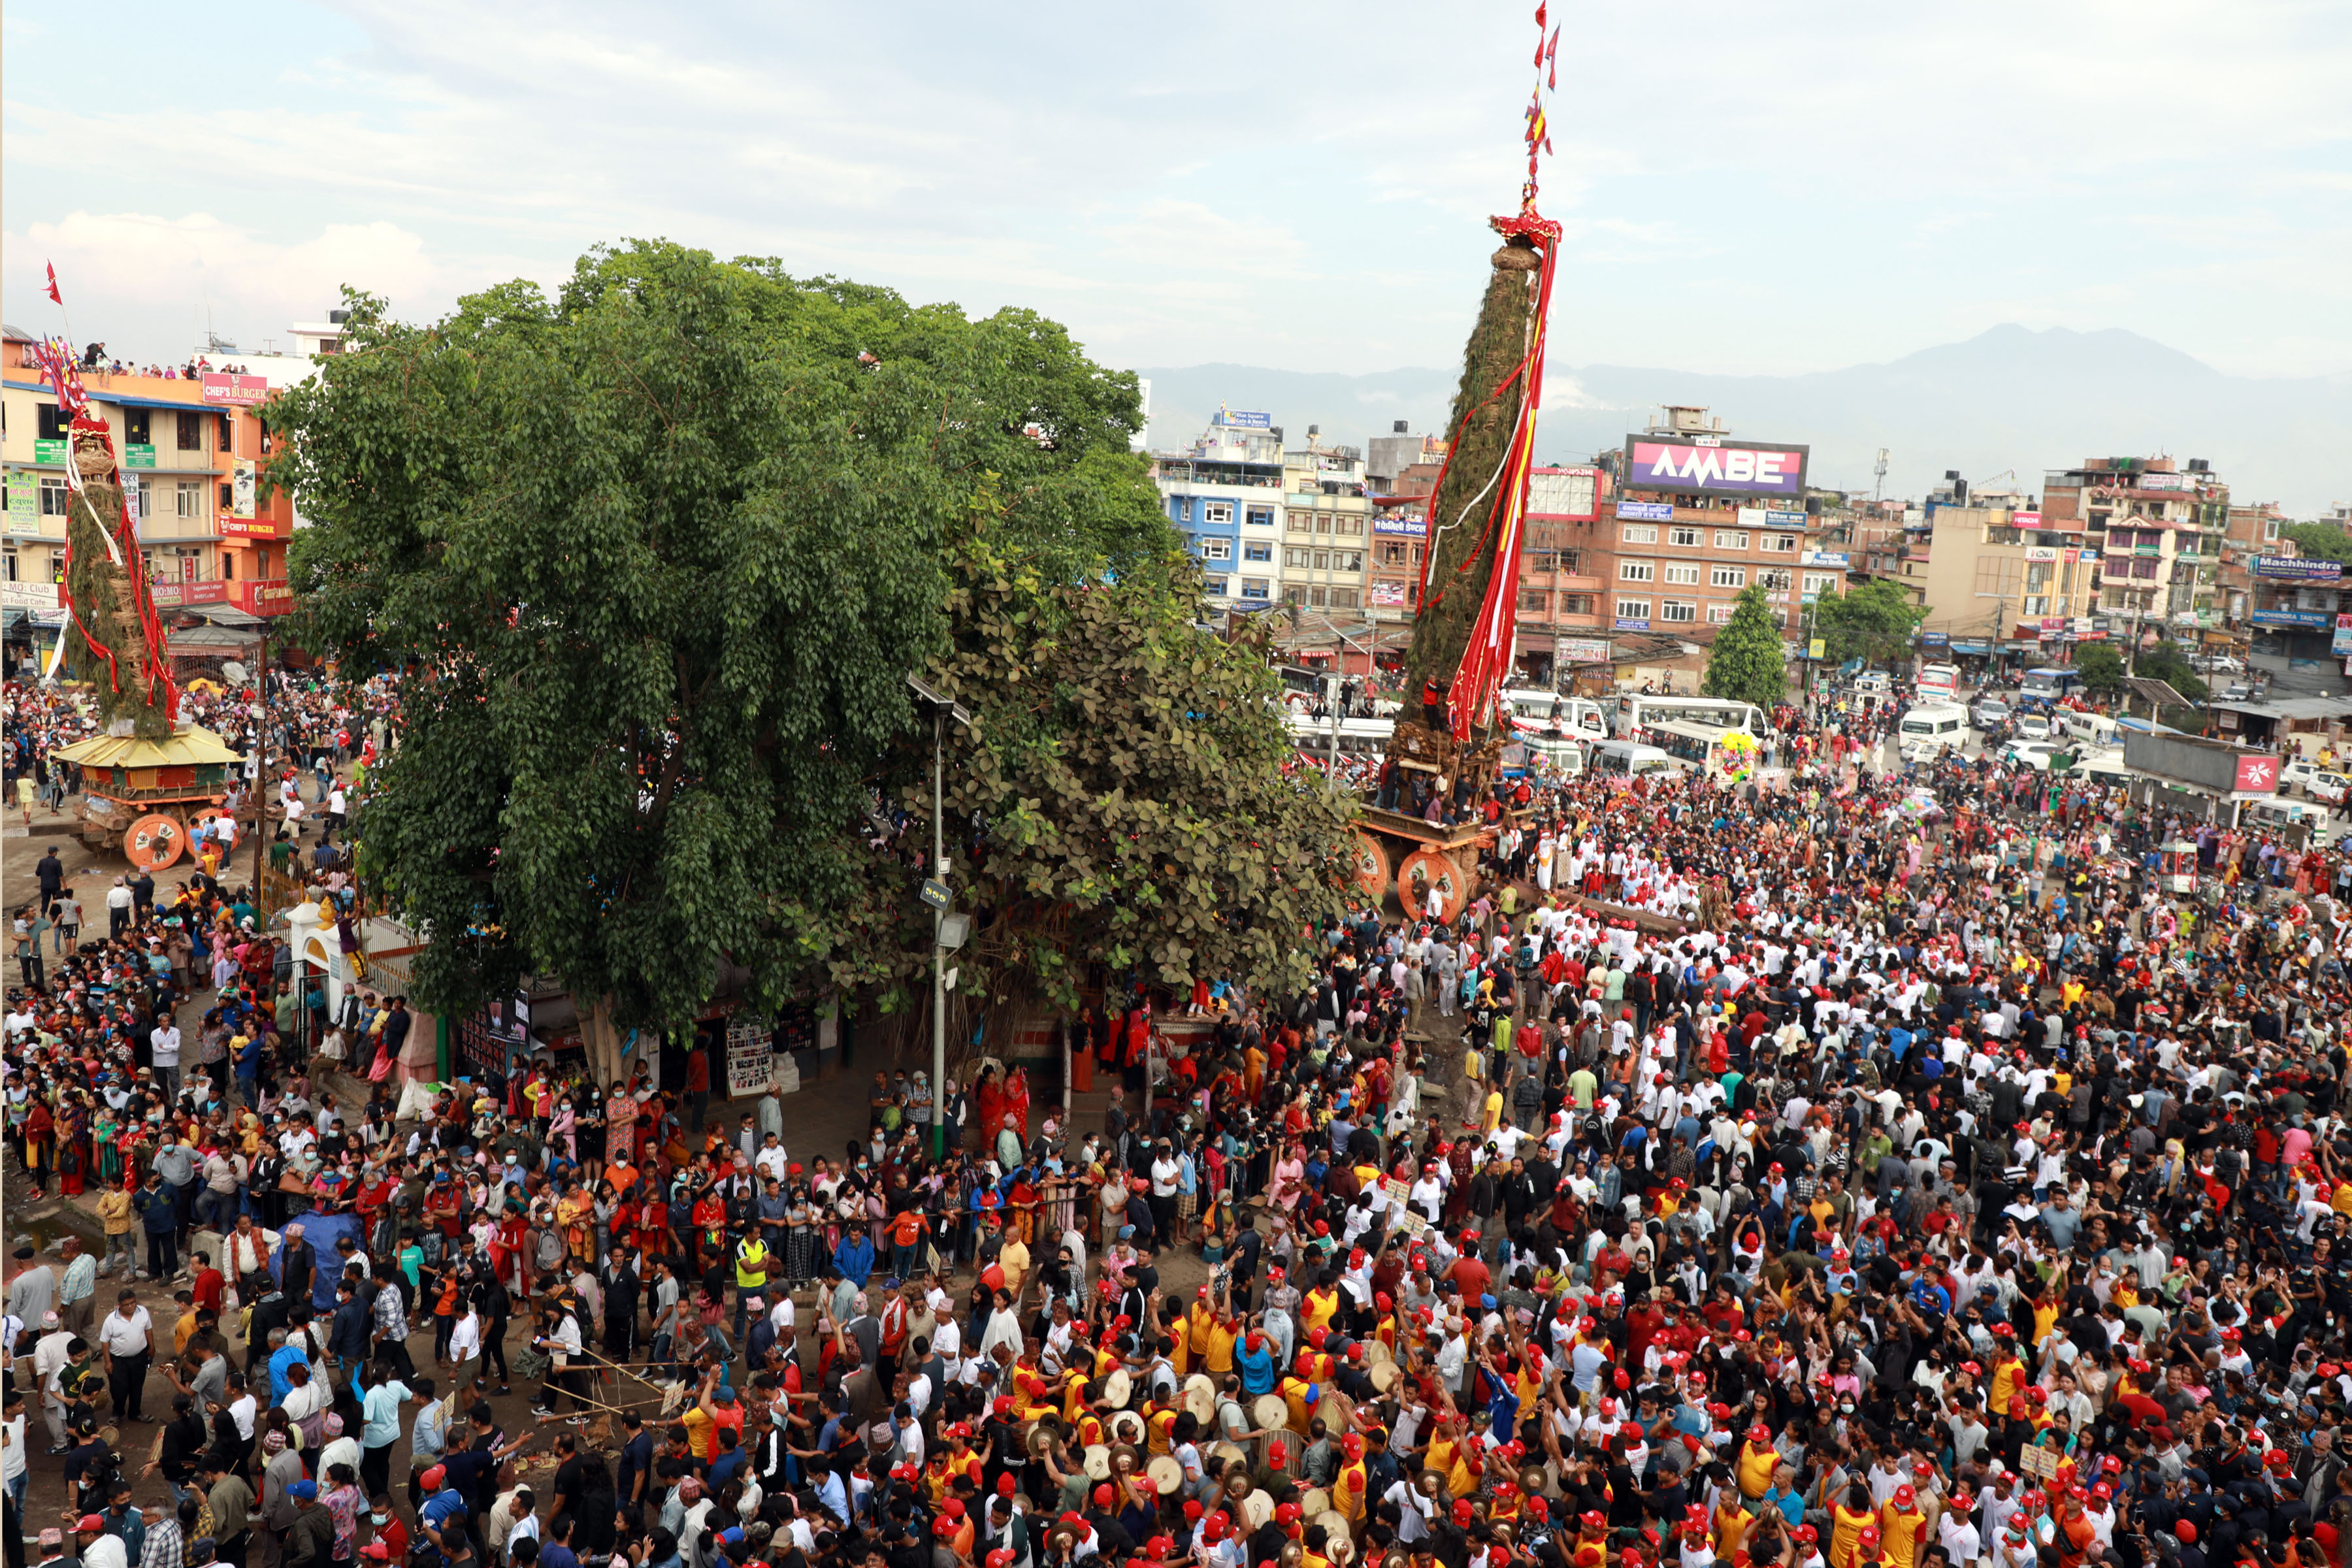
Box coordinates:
[1448,1256,1492,1302]
[191,1267,225,1314]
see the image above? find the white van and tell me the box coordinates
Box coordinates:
[1590,740,1677,779]
[2055,710,2117,748]
[1897,702,1970,761]
[1524,736,1587,778]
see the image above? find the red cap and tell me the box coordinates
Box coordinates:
[1894,1484,1915,1508]
[1454,1501,1477,1525]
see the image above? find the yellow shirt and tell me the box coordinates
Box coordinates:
[1737,1441,1778,1499]
[1148,1406,1179,1457]
[1335,1460,1369,1520]
[1830,1503,1874,1568]
[1482,1090,1504,1133]
[683,1406,717,1461]
[1203,1319,1238,1376]
[1878,1505,1925,1568]
[1991,1356,2023,1412]
[1303,1288,1341,1337]
[998,1238,1030,1299]
[2032,1298,2061,1346]
[1280,1377,1318,1436]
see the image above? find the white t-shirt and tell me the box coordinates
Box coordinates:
[99,1305,152,1357]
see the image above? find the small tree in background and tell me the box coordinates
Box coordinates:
[1811,580,1928,669]
[2074,641,2125,695]
[1704,585,1788,708]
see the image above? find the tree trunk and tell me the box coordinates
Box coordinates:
[580,996,631,1092]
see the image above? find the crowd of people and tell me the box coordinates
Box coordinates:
[8,667,2352,1568]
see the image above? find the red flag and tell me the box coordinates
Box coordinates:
[44,263,61,306]
[1535,37,1545,66]
[1534,2,1546,26]
[1546,26,1560,60]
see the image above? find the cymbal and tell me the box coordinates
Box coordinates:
[1328,1535,1358,1564]
[1362,1340,1394,1367]
[1148,1454,1185,1495]
[1316,1511,1352,1545]
[1414,1470,1446,1497]
[1028,1426,1058,1458]
[1083,1443,1112,1480]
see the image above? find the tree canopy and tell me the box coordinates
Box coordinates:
[1702,585,1787,708]
[2072,641,2125,694]
[2281,522,2352,564]
[270,241,1184,1037]
[1810,579,1927,669]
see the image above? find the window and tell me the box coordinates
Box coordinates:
[39,477,69,515]
[220,551,235,581]
[1335,551,1363,572]
[1763,534,1799,553]
[1203,575,1230,596]
[1710,565,1746,589]
[1201,538,1232,561]
[1285,547,1311,568]
[1803,573,1839,596]
[1619,560,1654,582]
[172,480,201,520]
[1526,551,1556,574]
[176,412,203,451]
[1621,523,1658,544]
[1669,526,1702,547]
[1313,551,1330,570]
[36,402,65,441]
[1560,593,1596,615]
[1662,563,1701,585]
[216,412,233,453]
[1336,516,1362,537]
[1615,598,1651,621]
[2266,519,2282,541]
[1661,600,1698,623]
[123,409,151,445]
[1315,514,1332,534]
[1757,569,1793,592]
[1519,590,1549,614]
[1288,512,1312,534]
[1713,529,1749,550]
[1328,588,1359,610]
[1240,577,1271,599]
[219,482,235,512]
[1380,543,1409,566]
[1200,502,1233,525]
[1243,541,1272,563]
[1708,603,1739,625]
[1245,506,1275,527]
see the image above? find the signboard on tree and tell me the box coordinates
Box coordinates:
[725,1015,776,1098]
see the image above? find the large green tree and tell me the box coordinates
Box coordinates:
[2281,522,2352,564]
[1703,585,1788,707]
[1810,579,1927,668]
[269,242,1176,1054]
[822,518,1358,1033]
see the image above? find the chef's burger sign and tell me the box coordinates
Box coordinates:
[1623,434,1810,499]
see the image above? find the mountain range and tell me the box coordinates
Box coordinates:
[1137,326,2352,515]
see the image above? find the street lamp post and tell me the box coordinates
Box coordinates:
[907,676,973,1157]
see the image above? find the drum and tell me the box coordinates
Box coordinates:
[1148,1455,1185,1495]
[1183,1375,1218,1424]
[1253,1395,1290,1432]
[1109,1410,1147,1446]
[1301,1488,1331,1520]
[1083,1444,1112,1480]
[1369,1362,1401,1393]
[1102,1369,1134,1409]
[1240,1490,1275,1531]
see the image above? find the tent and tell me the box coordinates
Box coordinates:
[274,1211,368,1313]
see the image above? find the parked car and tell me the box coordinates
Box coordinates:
[2283,757,2320,794]
[2311,772,2351,806]
[1970,698,2011,732]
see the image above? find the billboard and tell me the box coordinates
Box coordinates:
[1555,637,1612,663]
[1372,515,1427,537]
[2234,755,2280,794]
[1623,435,1808,499]
[1614,500,1675,521]
[2252,608,2332,629]
[1216,410,1271,429]
[2136,472,2191,491]
[201,372,269,406]
[2334,613,2352,656]
[2253,556,2344,581]
[1526,466,1600,521]
[231,458,256,519]
[1368,580,1409,606]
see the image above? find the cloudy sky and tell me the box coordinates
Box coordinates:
[7,0,2349,385]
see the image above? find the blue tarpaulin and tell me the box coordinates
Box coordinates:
[272,1211,367,1313]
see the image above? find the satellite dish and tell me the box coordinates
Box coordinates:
[221,661,248,684]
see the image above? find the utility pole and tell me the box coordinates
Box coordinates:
[250,619,269,893]
[907,676,972,1159]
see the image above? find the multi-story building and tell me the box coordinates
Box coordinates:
[1367,422,1448,493]
[1280,438,1369,619]
[1589,406,1814,685]
[1154,414,1286,610]
[2215,500,2289,628]
[1507,465,1609,685]
[3,327,299,653]
[2042,455,2230,630]
[1909,503,2102,649]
